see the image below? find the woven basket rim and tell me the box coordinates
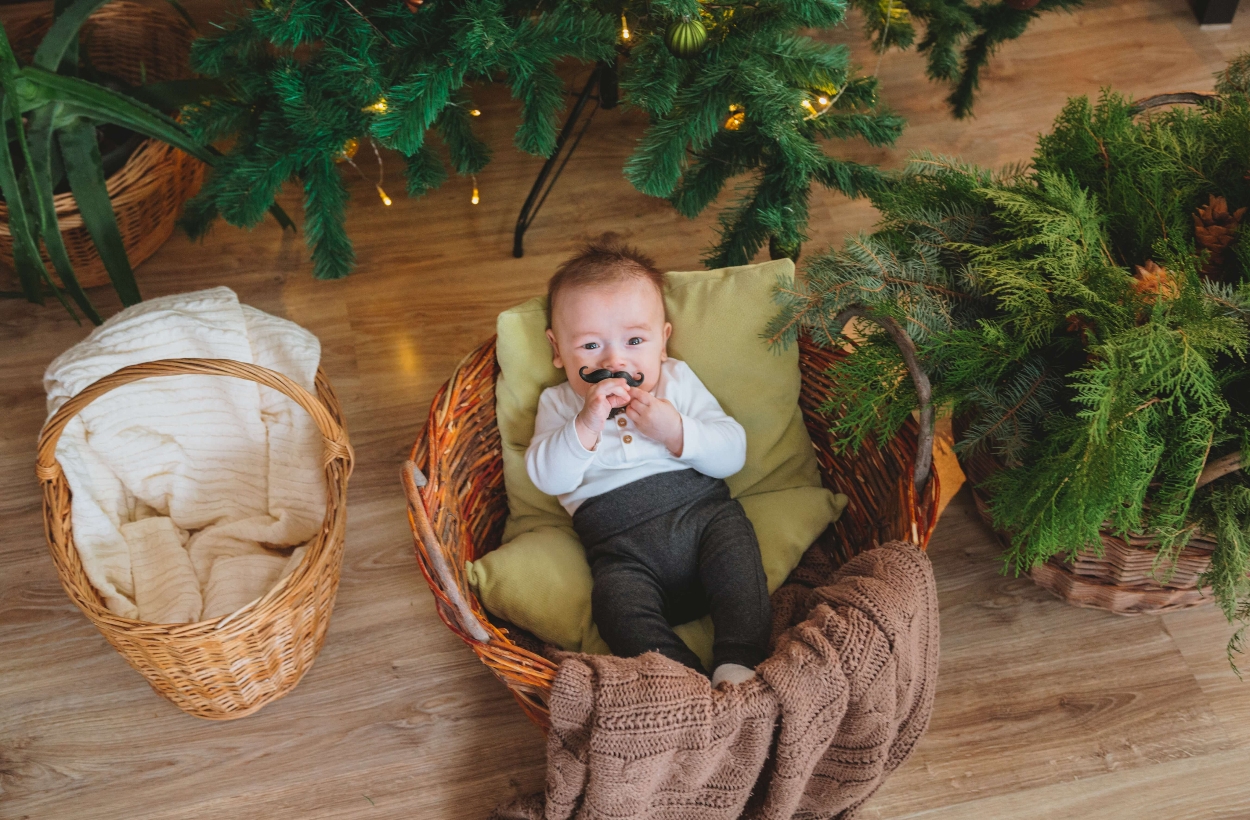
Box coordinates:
[38,358,355,632]
[405,333,939,727]
[0,1,197,229]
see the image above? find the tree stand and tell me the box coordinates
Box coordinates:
[512,60,619,258]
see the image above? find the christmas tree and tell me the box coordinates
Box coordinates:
[769,56,1250,661]
[850,0,1085,118]
[177,0,1085,278]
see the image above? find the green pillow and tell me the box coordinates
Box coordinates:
[470,258,848,666]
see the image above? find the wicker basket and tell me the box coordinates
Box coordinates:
[36,359,354,720]
[0,1,205,290]
[958,441,1218,615]
[405,336,939,730]
[947,90,1231,616]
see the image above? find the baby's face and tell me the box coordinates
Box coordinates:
[546,277,672,399]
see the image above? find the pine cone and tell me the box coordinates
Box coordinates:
[1193,194,1246,278]
[1065,313,1095,339]
[1133,260,1180,305]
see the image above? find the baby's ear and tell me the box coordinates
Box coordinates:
[661,321,672,361]
[545,328,563,369]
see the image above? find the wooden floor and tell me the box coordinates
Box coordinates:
[3,1,1250,817]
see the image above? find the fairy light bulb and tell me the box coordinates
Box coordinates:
[620,12,630,41]
[470,108,481,117]
[817,95,829,106]
[471,176,480,205]
[377,184,392,206]
[364,97,388,114]
[801,99,815,112]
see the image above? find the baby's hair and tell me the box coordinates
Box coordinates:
[547,235,665,327]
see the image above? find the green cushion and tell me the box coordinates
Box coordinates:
[471,258,847,663]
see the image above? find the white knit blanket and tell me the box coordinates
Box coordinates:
[44,287,326,623]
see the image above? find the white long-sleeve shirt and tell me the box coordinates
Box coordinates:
[525,358,747,515]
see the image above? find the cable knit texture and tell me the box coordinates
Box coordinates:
[491,540,939,820]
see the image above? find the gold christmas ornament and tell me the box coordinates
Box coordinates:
[724,104,745,131]
[1133,260,1180,304]
[336,137,360,163]
[878,0,910,25]
[1193,194,1246,278]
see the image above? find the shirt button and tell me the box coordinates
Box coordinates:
[617,417,627,427]
[623,435,633,444]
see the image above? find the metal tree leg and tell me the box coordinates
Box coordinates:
[513,59,619,258]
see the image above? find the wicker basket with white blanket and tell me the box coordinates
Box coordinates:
[36,288,353,720]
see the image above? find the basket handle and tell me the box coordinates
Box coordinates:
[402,461,492,644]
[1129,91,1217,116]
[827,306,934,500]
[36,358,354,482]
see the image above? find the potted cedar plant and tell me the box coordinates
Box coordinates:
[0,0,276,323]
[769,55,1250,664]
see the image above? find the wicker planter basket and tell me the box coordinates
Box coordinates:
[36,359,354,720]
[957,424,1218,615]
[0,1,205,290]
[405,336,939,730]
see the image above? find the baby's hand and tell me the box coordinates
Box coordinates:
[625,388,684,456]
[575,378,631,449]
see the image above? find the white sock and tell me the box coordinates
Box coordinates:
[711,663,756,687]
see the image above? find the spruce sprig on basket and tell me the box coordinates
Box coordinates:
[771,55,1250,665]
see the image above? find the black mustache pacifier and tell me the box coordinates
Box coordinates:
[579,367,644,419]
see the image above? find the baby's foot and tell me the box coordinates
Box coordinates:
[711,663,756,687]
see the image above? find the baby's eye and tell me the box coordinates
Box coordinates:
[627,337,643,346]
[582,342,600,350]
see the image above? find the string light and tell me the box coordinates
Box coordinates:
[471,176,480,205]
[340,137,393,208]
[363,97,388,114]
[620,12,630,41]
[470,108,481,117]
[801,88,839,120]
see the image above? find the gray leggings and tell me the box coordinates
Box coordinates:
[571,469,771,674]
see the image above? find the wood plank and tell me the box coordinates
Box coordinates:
[2,2,1249,818]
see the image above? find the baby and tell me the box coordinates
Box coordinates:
[525,239,770,687]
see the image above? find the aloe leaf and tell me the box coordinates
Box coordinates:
[19,68,215,163]
[34,0,112,74]
[59,117,140,306]
[0,28,79,315]
[27,105,100,323]
[0,106,52,305]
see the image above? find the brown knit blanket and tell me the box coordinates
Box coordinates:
[491,540,940,820]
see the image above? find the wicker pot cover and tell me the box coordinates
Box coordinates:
[956,423,1217,616]
[37,359,354,720]
[405,336,939,730]
[0,1,205,291]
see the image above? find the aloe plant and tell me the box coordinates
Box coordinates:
[0,0,288,324]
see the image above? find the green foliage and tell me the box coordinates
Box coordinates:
[2,0,222,323]
[848,0,1085,118]
[775,57,1250,664]
[182,0,912,278]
